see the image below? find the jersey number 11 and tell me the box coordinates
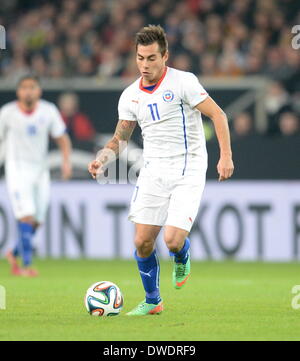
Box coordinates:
[147,103,160,121]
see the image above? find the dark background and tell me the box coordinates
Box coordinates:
[0,87,298,180]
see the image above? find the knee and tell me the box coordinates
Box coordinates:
[164,234,182,253]
[134,236,155,258]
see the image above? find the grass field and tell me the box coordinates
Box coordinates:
[0,259,299,341]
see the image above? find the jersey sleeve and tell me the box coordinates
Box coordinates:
[118,89,137,121]
[49,104,67,138]
[181,73,209,108]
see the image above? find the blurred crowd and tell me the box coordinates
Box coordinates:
[0,0,299,80]
[225,80,300,139]
[0,0,299,140]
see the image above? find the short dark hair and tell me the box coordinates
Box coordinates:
[17,74,41,88]
[135,25,168,56]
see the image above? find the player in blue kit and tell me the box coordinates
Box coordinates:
[89,25,234,315]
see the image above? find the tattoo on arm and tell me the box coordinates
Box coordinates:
[96,120,137,164]
[115,119,137,141]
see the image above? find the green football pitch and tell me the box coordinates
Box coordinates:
[0,259,299,341]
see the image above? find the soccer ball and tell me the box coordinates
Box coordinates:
[84,281,124,316]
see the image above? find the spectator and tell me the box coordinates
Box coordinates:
[245,53,263,75]
[199,53,218,76]
[76,56,96,76]
[291,92,300,115]
[217,37,244,77]
[231,112,255,139]
[2,55,30,81]
[58,92,96,146]
[265,81,292,135]
[121,53,140,79]
[282,48,300,92]
[264,47,286,81]
[48,63,65,78]
[64,41,81,76]
[172,53,192,72]
[97,47,123,79]
[30,54,48,77]
[278,112,300,136]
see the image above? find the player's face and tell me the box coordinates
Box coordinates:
[17,79,42,107]
[136,42,168,85]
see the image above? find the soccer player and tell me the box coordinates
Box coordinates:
[88,25,234,315]
[0,75,72,277]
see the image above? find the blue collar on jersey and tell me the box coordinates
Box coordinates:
[142,84,157,91]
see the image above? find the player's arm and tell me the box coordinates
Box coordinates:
[88,119,137,179]
[53,133,73,180]
[195,97,234,181]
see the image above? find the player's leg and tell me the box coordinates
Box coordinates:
[165,170,206,289]
[6,215,37,276]
[5,169,40,276]
[17,215,38,276]
[126,223,164,316]
[134,223,161,304]
[5,184,37,275]
[127,162,170,315]
[19,170,51,276]
[164,225,191,289]
[6,248,21,275]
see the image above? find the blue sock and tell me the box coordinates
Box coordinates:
[134,249,161,305]
[17,222,35,267]
[169,238,190,264]
[13,225,36,257]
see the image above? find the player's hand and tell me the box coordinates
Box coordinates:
[62,161,72,180]
[217,156,234,181]
[88,159,104,179]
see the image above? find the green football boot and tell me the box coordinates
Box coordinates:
[173,252,191,289]
[126,300,163,316]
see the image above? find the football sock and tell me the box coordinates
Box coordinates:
[17,222,35,267]
[134,249,161,305]
[13,224,36,258]
[169,238,190,264]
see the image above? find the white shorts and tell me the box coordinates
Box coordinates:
[5,162,50,223]
[128,155,207,232]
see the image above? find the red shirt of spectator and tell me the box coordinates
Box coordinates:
[58,92,95,141]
